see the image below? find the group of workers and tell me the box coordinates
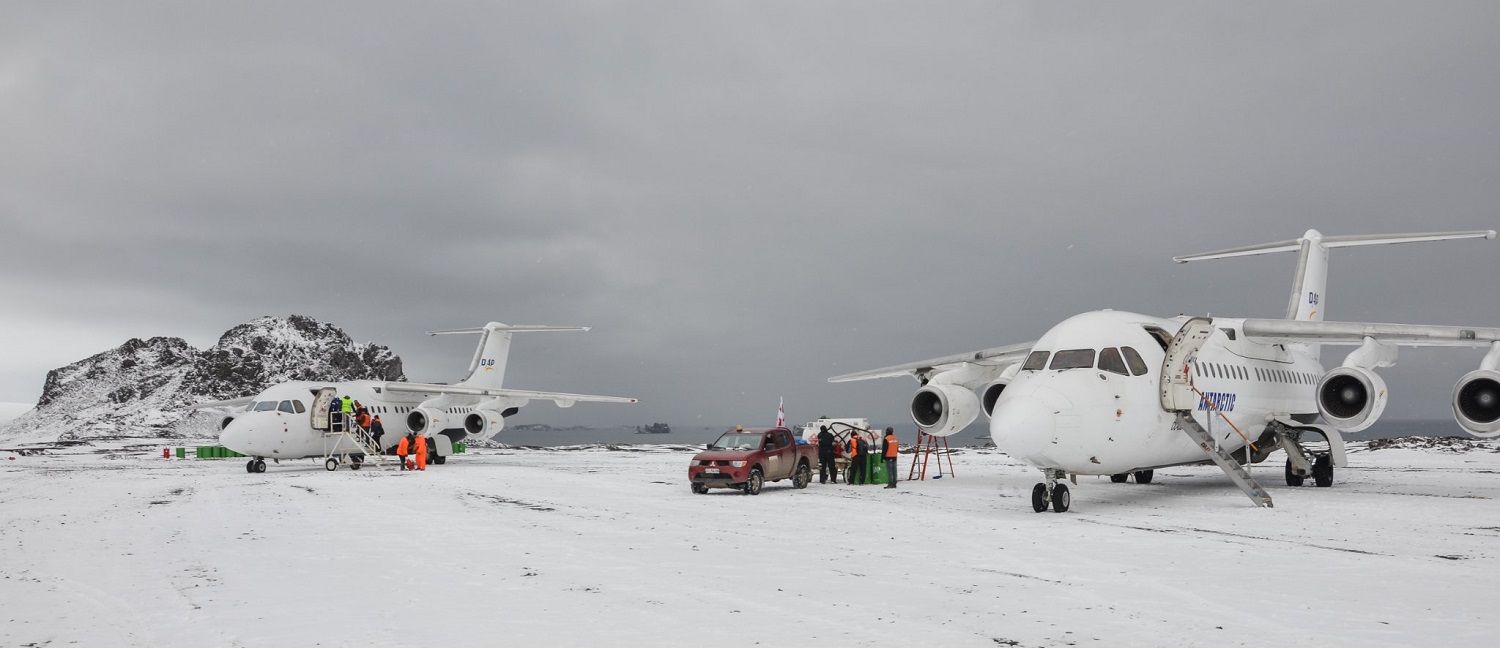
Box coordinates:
[326,394,428,471]
[815,425,900,489]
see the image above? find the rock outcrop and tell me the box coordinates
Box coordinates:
[0,315,404,443]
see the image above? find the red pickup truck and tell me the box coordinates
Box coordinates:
[688,427,816,495]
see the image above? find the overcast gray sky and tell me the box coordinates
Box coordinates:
[2,2,1498,429]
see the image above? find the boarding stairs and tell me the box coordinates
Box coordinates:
[1160,317,1274,508]
[323,414,390,470]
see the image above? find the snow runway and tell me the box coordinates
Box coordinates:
[2,442,1496,647]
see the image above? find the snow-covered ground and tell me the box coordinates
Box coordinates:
[2,441,1497,647]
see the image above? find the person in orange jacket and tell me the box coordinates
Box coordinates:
[396,434,410,471]
[846,432,866,485]
[882,427,900,489]
[414,435,428,471]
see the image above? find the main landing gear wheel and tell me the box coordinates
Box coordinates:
[251,459,266,473]
[691,482,708,494]
[350,458,363,471]
[245,459,256,473]
[325,458,339,472]
[433,455,447,465]
[1313,454,1334,488]
[1133,469,1154,484]
[743,468,764,495]
[792,463,812,489]
[1110,473,1128,483]
[1284,459,1306,487]
[1050,483,1071,513]
[1031,484,1050,512]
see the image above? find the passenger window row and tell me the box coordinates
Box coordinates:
[1196,361,1319,385]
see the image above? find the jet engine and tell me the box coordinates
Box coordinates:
[463,410,506,437]
[1453,369,1500,438]
[980,379,1010,419]
[1316,366,1388,432]
[910,384,981,437]
[406,407,445,435]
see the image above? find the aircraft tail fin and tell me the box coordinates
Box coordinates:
[1175,229,1495,322]
[428,323,590,390]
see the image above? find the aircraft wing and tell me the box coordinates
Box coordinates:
[381,382,638,405]
[828,341,1036,383]
[185,397,254,411]
[1242,319,1500,348]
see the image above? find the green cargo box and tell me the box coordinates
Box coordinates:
[867,454,887,485]
[454,443,466,454]
[175,447,186,459]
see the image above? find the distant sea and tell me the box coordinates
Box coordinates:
[492,419,1464,447]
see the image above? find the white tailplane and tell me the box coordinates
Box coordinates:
[427,323,591,391]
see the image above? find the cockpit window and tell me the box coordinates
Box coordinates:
[1121,347,1149,376]
[253,401,277,412]
[1021,351,1050,371]
[1049,349,1096,370]
[1098,348,1128,375]
[277,400,296,414]
[292,400,306,414]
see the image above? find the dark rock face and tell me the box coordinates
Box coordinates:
[1,316,406,442]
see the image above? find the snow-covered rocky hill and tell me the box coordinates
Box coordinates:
[0,316,405,444]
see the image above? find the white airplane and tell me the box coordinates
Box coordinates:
[197,322,637,473]
[831,230,1500,512]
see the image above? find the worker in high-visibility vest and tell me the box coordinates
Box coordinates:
[846,433,866,485]
[414,435,428,471]
[396,434,410,471]
[882,427,900,489]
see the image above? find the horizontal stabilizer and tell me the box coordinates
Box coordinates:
[428,325,590,336]
[1175,229,1495,263]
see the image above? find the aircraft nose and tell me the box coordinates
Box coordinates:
[989,387,1071,460]
[219,419,256,456]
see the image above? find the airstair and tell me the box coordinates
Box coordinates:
[1160,317,1274,508]
[322,414,390,470]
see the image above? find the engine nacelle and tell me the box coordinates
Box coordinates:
[1453,369,1500,439]
[406,407,444,435]
[463,410,506,438]
[910,384,981,437]
[1316,366,1388,433]
[980,379,1010,419]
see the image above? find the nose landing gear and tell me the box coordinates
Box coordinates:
[245,458,267,473]
[1030,469,1071,513]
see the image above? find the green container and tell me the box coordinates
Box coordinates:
[867,454,886,485]
[211,446,222,459]
[175,447,185,459]
[454,443,466,454]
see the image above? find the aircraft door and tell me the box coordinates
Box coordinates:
[1160,317,1215,412]
[311,387,336,431]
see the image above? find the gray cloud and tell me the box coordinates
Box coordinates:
[2,2,1498,429]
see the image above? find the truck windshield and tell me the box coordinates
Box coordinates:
[709,433,764,451]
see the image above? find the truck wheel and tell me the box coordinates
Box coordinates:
[744,468,764,495]
[691,482,708,494]
[793,463,811,489]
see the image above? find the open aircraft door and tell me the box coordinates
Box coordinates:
[311,387,336,431]
[1159,317,1215,412]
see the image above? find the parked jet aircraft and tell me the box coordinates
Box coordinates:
[195,323,637,473]
[831,230,1500,512]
